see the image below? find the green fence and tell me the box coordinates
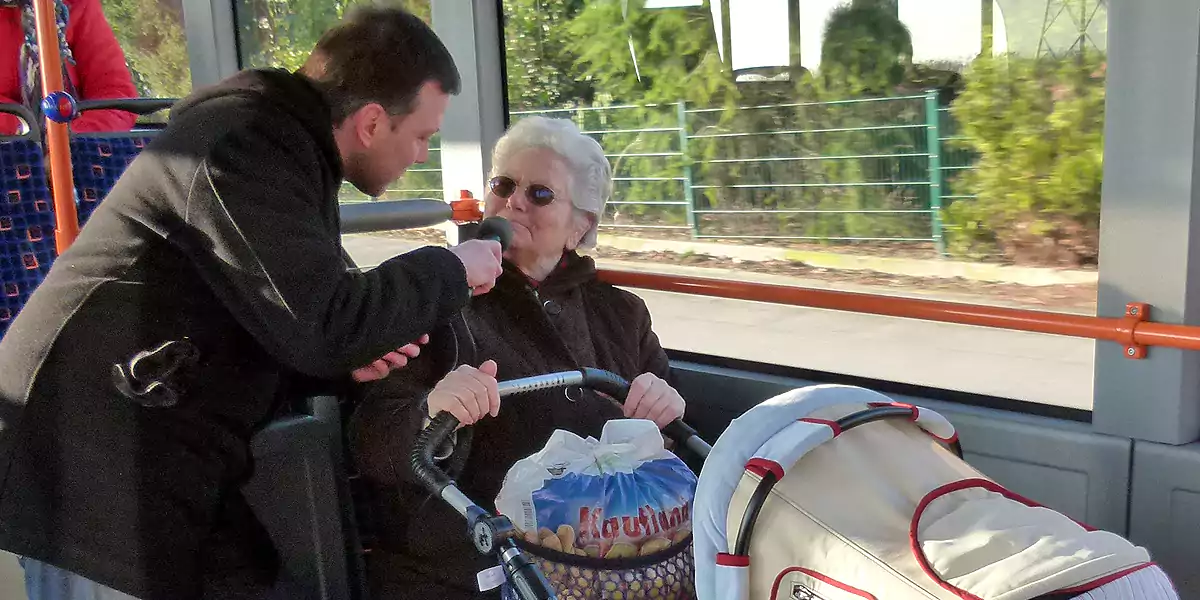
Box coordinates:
[355,94,980,256]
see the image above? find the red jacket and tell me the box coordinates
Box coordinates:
[0,0,138,135]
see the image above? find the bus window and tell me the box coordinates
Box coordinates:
[232,0,441,206]
[476,0,1107,410]
[101,0,193,100]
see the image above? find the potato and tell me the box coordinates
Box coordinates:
[524,530,540,545]
[639,536,672,556]
[671,527,692,545]
[583,545,601,558]
[556,524,576,551]
[604,542,637,559]
[540,531,563,552]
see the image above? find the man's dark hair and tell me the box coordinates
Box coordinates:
[300,6,461,124]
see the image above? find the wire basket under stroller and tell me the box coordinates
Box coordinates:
[499,532,696,600]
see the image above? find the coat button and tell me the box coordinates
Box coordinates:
[543,300,562,316]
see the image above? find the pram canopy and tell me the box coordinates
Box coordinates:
[692,384,1177,600]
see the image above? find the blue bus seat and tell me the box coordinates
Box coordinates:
[0,104,55,341]
[69,99,174,226]
[70,134,155,226]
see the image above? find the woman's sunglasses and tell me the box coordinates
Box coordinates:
[488,175,556,207]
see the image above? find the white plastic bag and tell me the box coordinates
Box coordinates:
[495,419,698,559]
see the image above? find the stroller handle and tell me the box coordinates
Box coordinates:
[411,367,709,504]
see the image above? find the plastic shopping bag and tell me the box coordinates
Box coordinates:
[495,419,698,559]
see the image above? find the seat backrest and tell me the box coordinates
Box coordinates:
[242,396,367,600]
[69,99,174,226]
[70,134,156,226]
[0,105,56,341]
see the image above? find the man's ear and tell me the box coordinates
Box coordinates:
[346,102,389,148]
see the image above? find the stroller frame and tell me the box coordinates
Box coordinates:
[730,402,964,558]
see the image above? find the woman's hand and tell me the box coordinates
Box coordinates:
[427,360,500,425]
[623,373,685,429]
[351,334,430,383]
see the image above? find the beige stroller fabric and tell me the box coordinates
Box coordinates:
[693,384,1178,600]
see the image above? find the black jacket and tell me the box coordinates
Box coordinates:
[0,68,470,599]
[349,252,671,600]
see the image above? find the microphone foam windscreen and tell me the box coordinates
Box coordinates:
[477,216,513,251]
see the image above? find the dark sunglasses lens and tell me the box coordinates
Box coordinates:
[528,185,555,206]
[489,176,516,198]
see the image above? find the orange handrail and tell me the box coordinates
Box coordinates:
[594,269,1194,360]
[33,0,80,254]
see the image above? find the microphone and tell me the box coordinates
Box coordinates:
[476,216,513,252]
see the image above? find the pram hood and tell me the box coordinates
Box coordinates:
[693,384,1159,600]
[917,481,1149,599]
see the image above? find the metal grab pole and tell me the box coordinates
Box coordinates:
[32,0,80,254]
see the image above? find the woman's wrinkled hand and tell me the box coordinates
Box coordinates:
[351,334,430,383]
[622,373,685,429]
[427,359,500,425]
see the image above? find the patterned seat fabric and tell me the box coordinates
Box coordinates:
[0,136,56,340]
[70,135,155,226]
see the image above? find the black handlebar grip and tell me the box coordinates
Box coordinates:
[409,412,460,495]
[833,405,963,459]
[579,367,631,402]
[663,419,700,446]
[75,98,176,115]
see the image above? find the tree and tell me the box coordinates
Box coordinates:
[544,1,738,228]
[674,0,928,243]
[502,0,592,111]
[819,0,913,96]
[102,0,191,98]
[236,0,431,72]
[567,0,735,107]
[946,51,1105,265]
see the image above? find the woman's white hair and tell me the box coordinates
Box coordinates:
[490,115,613,249]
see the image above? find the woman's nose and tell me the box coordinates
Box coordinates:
[505,187,530,211]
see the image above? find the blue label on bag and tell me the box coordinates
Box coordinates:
[529,457,697,558]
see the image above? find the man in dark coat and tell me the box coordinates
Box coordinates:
[0,7,502,600]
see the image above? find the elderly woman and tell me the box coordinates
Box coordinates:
[348,116,687,600]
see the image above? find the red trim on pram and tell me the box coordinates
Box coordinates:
[1052,563,1157,595]
[799,417,843,436]
[717,553,750,567]
[937,431,961,445]
[868,401,960,444]
[769,567,878,600]
[745,458,784,480]
[909,478,1128,600]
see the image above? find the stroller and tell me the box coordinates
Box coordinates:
[411,373,1179,600]
[691,384,1179,600]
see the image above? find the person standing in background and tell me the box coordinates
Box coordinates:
[0,0,138,135]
